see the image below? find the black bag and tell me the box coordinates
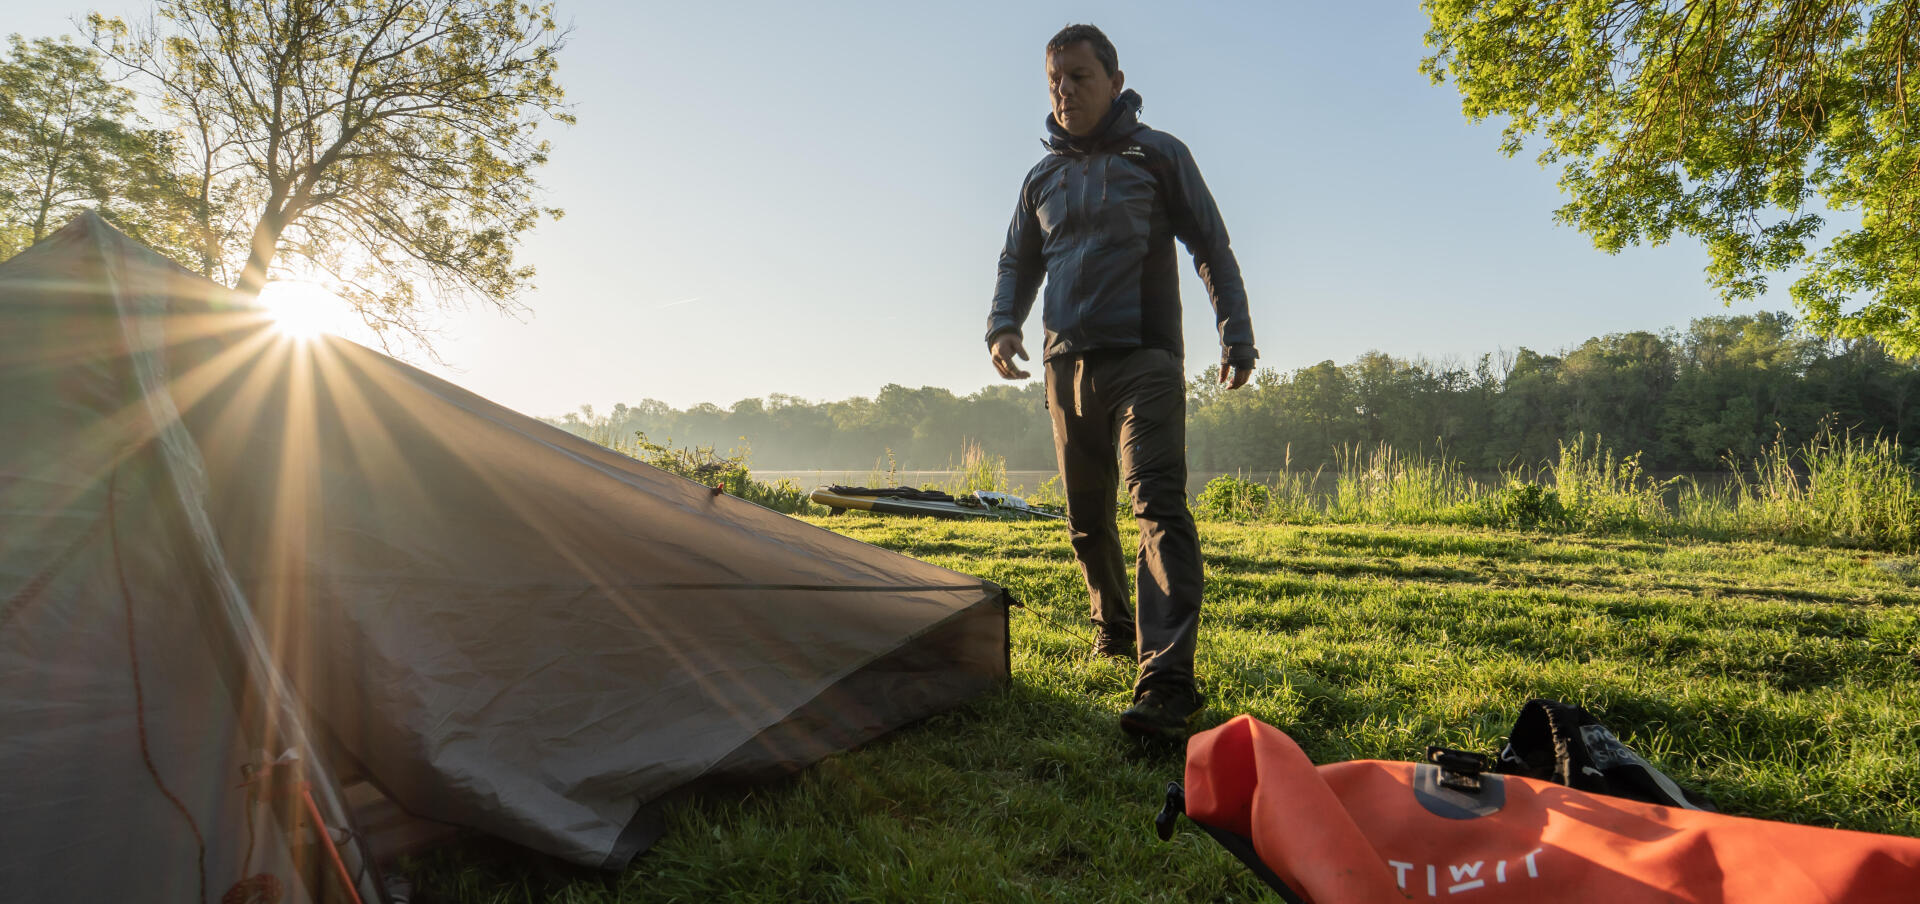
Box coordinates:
[1494,697,1715,811]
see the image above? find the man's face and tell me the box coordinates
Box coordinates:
[1047,42,1122,137]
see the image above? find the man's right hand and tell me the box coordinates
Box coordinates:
[991,333,1031,380]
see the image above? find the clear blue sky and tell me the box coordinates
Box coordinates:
[16,0,1792,416]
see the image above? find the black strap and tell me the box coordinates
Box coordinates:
[1193,822,1311,904]
[1157,782,1310,903]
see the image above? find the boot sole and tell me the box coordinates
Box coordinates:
[1119,711,1186,739]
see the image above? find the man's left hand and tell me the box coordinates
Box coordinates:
[1218,363,1252,390]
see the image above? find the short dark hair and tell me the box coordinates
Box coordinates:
[1047,24,1118,77]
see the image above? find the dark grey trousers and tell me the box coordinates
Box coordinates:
[1045,347,1202,700]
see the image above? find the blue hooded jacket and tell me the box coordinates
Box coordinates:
[987,89,1257,368]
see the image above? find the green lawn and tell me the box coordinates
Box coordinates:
[407,518,1920,902]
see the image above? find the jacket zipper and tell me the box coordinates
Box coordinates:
[1073,152,1096,330]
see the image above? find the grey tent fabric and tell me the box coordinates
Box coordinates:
[1,214,346,903]
[1,215,1011,893]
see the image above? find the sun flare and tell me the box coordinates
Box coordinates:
[257,280,350,340]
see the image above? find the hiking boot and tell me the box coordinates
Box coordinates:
[1120,688,1202,739]
[1091,630,1135,660]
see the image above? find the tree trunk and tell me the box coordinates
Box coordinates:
[31,191,52,243]
[195,150,217,278]
[234,207,288,297]
[32,152,61,242]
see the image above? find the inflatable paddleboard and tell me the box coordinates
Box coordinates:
[810,486,1063,520]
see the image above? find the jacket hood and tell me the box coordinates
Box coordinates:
[1044,89,1144,155]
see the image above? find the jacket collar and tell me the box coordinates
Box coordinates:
[1043,89,1144,156]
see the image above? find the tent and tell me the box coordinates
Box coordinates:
[0,214,1012,903]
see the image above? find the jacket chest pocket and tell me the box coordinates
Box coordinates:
[1034,166,1072,235]
[1097,156,1158,245]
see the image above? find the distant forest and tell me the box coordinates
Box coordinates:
[550,312,1920,472]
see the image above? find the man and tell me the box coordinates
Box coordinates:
[986,24,1257,738]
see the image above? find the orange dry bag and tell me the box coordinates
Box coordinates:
[1163,715,1920,903]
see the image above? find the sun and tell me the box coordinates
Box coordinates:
[256,280,351,340]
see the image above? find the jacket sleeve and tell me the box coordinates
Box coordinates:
[987,171,1044,345]
[1160,138,1257,367]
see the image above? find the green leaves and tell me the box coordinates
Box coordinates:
[0,35,196,262]
[1424,0,1920,353]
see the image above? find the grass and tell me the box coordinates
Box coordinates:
[403,517,1920,903]
[1727,430,1920,549]
[1197,429,1920,551]
[1329,442,1483,524]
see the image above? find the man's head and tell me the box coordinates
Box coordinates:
[1046,24,1123,137]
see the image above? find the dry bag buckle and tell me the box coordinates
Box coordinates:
[1426,746,1492,794]
[1154,782,1185,841]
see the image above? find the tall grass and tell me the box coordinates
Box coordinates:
[1263,466,1326,522]
[1196,445,1485,524]
[1550,433,1677,532]
[1722,428,1920,548]
[1670,477,1740,534]
[583,426,1920,552]
[1196,429,1920,551]
[864,447,902,489]
[1331,443,1484,524]
[941,438,1010,496]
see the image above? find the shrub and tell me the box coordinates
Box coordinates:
[1489,481,1567,530]
[1196,475,1273,521]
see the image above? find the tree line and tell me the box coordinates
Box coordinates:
[555,312,1920,473]
[557,384,1057,473]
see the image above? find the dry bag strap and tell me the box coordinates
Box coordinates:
[1155,782,1309,904]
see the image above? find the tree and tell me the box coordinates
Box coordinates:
[0,35,192,261]
[1494,348,1568,465]
[89,0,571,348]
[1422,2,1920,353]
[1559,331,1677,459]
[1290,360,1358,455]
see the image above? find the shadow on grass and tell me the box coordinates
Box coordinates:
[1206,550,1488,585]
[1204,548,1920,611]
[1300,526,1671,559]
